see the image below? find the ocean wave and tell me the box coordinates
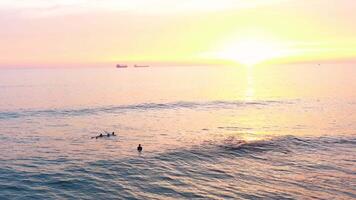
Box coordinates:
[1,135,354,199]
[0,100,286,120]
[154,135,356,162]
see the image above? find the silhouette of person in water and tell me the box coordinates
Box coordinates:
[137,144,143,152]
[107,133,110,137]
[95,133,103,139]
[112,132,115,136]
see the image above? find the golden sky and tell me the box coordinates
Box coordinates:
[0,0,355,67]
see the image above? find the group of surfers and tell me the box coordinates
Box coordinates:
[92,131,116,139]
[92,131,143,152]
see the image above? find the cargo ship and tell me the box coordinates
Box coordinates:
[116,64,128,68]
[134,65,149,68]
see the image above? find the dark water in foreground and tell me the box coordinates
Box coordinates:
[0,66,355,199]
[1,135,355,199]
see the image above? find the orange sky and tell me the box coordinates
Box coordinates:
[0,0,356,67]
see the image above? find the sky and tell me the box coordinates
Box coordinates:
[0,0,356,67]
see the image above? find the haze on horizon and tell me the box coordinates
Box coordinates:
[1,0,356,67]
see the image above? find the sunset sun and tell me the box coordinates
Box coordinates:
[213,37,290,66]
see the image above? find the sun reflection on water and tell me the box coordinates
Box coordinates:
[245,66,255,101]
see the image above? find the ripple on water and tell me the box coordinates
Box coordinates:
[0,135,355,199]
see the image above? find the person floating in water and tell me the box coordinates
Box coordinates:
[106,132,117,137]
[91,133,104,139]
[137,144,143,152]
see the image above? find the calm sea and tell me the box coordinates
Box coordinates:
[0,65,355,199]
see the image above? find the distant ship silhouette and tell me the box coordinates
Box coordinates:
[134,65,149,68]
[116,64,128,68]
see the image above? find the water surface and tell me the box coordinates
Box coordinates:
[0,65,355,199]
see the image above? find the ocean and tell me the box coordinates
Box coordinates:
[0,65,355,199]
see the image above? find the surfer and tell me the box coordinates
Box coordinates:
[94,133,103,139]
[137,144,143,152]
[112,132,115,136]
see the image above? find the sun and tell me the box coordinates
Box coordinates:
[213,37,289,66]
